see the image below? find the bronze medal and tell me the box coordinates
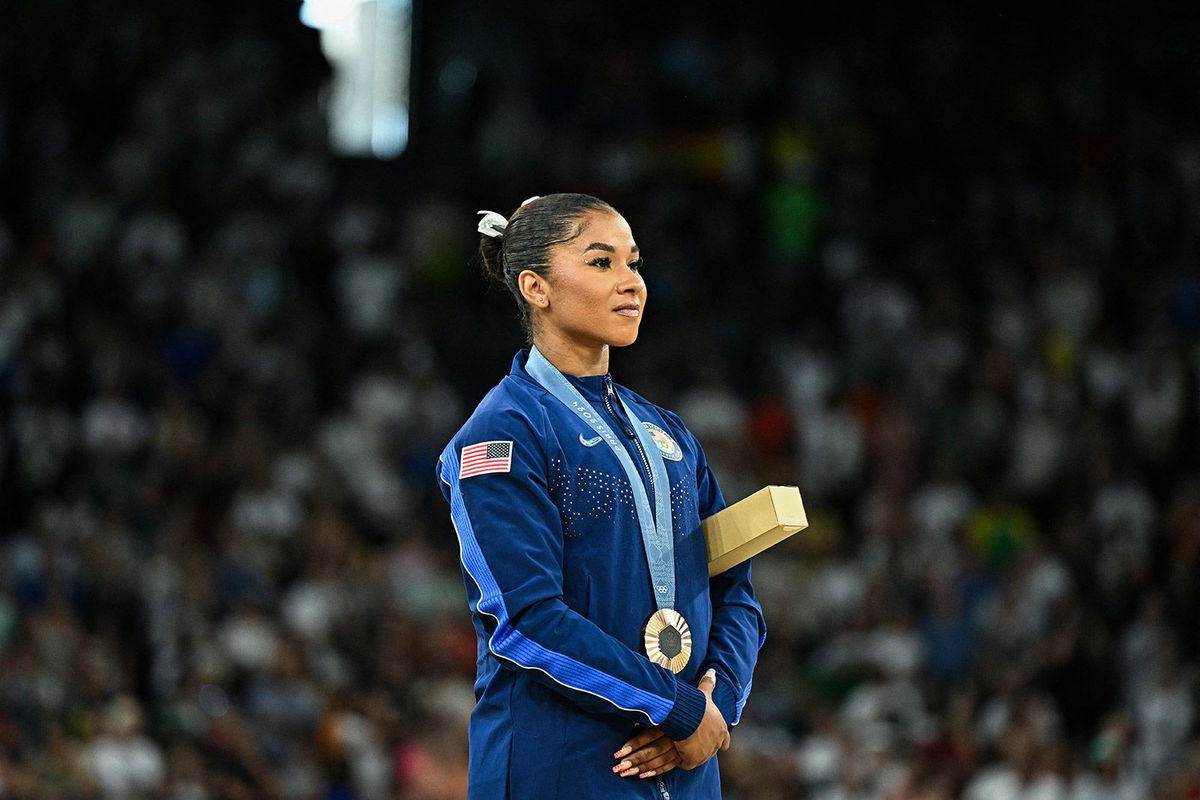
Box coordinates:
[643,608,692,674]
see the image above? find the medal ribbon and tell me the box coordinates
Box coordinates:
[526,346,676,610]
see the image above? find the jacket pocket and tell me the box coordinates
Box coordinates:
[506,680,567,796]
[563,573,592,620]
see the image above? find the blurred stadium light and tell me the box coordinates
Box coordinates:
[300,0,412,159]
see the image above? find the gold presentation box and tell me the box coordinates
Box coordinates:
[703,485,807,576]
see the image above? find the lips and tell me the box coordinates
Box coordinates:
[614,304,641,317]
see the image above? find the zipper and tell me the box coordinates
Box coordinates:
[655,777,671,799]
[604,375,655,498]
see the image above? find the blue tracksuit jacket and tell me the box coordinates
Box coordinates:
[437,349,766,799]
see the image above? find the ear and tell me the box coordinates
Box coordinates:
[518,269,551,310]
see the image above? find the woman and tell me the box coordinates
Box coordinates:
[436,193,766,798]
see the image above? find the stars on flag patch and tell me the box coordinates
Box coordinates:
[459,440,513,479]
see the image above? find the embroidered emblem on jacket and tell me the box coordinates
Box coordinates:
[579,433,604,448]
[642,422,683,461]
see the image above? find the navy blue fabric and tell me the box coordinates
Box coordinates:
[437,349,767,799]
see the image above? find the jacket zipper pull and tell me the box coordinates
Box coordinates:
[604,376,636,439]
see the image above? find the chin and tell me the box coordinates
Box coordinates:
[608,329,640,348]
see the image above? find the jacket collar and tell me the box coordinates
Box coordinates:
[510,347,611,402]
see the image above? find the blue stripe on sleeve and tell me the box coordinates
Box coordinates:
[733,679,753,725]
[440,446,675,725]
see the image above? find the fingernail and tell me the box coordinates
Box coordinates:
[640,770,656,779]
[614,746,631,758]
[620,768,637,777]
[613,761,630,773]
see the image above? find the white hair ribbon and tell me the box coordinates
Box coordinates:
[476,210,508,238]
[520,195,540,207]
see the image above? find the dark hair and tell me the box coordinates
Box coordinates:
[477,192,617,341]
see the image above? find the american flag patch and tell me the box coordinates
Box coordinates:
[459,440,513,479]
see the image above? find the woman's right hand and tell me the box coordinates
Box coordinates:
[674,669,729,770]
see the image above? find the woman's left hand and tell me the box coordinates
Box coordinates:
[612,728,682,779]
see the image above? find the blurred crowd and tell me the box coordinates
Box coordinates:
[2,2,1199,798]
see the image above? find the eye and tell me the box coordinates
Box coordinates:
[588,256,612,269]
[629,258,644,271]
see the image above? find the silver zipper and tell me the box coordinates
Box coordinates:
[655,778,671,799]
[604,377,655,496]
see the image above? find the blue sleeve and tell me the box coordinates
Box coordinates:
[437,406,708,741]
[690,433,767,727]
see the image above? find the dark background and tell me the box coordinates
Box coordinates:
[1,2,1199,797]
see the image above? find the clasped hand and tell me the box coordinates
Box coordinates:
[611,669,729,780]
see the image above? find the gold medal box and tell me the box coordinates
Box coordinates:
[642,485,806,673]
[703,485,808,576]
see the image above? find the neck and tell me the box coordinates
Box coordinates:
[533,332,610,377]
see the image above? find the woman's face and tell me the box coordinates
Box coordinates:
[534,209,647,349]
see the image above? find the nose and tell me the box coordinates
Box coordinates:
[617,262,644,294]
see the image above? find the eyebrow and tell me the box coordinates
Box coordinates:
[583,242,639,253]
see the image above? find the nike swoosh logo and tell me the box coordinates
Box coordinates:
[579,433,604,447]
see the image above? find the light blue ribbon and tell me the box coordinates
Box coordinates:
[526,346,676,610]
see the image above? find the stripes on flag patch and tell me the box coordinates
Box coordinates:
[459,440,514,479]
